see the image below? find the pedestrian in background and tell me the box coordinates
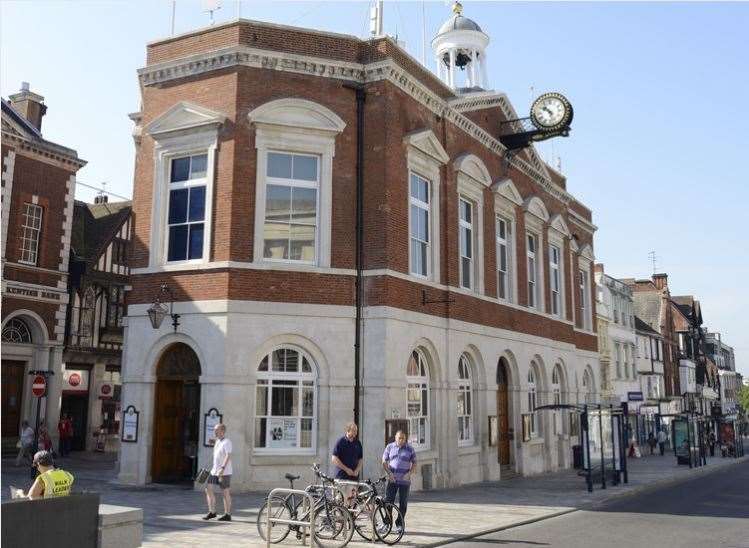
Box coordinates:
[657,429,667,456]
[708,431,716,457]
[204,423,233,521]
[647,432,657,455]
[39,425,53,453]
[382,430,416,533]
[16,420,35,466]
[58,414,73,457]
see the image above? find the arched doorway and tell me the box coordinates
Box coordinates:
[151,343,201,483]
[496,357,512,467]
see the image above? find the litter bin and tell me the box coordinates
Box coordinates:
[572,445,583,469]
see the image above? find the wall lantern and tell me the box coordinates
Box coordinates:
[147,284,180,332]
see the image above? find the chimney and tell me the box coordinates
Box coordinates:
[8,82,47,132]
[94,194,109,204]
[652,273,668,290]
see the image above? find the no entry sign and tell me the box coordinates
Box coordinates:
[31,375,46,397]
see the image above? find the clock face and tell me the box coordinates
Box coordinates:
[530,93,572,130]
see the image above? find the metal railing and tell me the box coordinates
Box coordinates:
[265,488,317,547]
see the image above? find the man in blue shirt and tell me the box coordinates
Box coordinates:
[332,423,363,480]
[382,430,416,532]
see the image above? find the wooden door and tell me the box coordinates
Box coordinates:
[2,361,26,439]
[151,380,183,482]
[497,366,511,466]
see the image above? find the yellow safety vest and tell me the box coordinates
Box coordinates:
[39,469,74,498]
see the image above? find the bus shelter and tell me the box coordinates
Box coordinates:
[534,403,628,492]
[668,413,707,468]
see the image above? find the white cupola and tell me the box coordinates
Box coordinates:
[431,1,490,92]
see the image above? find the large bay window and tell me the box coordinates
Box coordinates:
[527,233,539,309]
[457,353,474,446]
[459,198,474,289]
[263,152,319,263]
[407,349,430,449]
[167,153,207,262]
[409,173,431,277]
[255,347,317,452]
[496,216,513,302]
[19,202,43,265]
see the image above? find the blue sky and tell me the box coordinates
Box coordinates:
[2,1,747,376]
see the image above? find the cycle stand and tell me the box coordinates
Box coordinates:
[266,488,317,547]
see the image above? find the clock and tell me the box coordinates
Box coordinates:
[530,92,573,131]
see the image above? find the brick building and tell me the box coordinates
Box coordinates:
[120,7,599,491]
[1,84,85,451]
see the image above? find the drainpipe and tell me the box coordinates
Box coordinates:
[344,82,366,428]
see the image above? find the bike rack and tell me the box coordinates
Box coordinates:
[266,488,317,547]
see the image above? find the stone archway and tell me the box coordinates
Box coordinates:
[496,357,512,467]
[151,342,201,483]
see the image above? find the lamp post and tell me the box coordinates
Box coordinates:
[147,284,180,332]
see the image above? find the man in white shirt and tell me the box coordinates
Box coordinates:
[16,421,35,466]
[203,423,233,521]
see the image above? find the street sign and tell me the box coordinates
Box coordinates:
[628,391,644,401]
[31,375,46,397]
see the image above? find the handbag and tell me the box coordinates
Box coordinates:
[195,467,210,484]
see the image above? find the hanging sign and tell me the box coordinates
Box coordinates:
[627,391,644,402]
[268,418,298,448]
[121,405,139,443]
[63,369,89,392]
[203,408,223,447]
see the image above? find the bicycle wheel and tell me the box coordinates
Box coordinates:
[257,497,293,543]
[351,499,376,541]
[311,502,354,548]
[373,501,405,545]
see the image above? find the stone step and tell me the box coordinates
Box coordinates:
[500,465,520,480]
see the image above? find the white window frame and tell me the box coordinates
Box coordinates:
[527,233,539,310]
[165,152,209,263]
[19,202,43,265]
[254,346,317,455]
[455,167,485,294]
[528,366,539,438]
[459,197,475,290]
[549,242,564,317]
[409,171,432,278]
[495,215,513,302]
[458,353,474,446]
[261,151,321,265]
[579,266,592,330]
[407,349,431,451]
[615,343,622,379]
[552,365,563,435]
[406,148,443,282]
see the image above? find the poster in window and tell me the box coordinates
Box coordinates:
[268,418,298,448]
[121,405,139,443]
[522,413,532,442]
[673,420,689,458]
[203,408,223,447]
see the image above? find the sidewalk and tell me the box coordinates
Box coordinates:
[2,450,747,547]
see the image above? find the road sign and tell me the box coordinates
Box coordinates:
[31,375,46,397]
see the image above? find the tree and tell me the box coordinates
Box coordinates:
[738,382,749,413]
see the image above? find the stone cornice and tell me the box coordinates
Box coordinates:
[138,45,579,206]
[1,131,86,171]
[568,209,597,233]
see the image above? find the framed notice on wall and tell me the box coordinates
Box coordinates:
[121,405,139,443]
[488,416,498,447]
[203,408,223,447]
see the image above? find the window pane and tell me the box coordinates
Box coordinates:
[466,391,471,414]
[301,418,313,448]
[263,223,290,259]
[188,223,204,259]
[407,352,420,376]
[255,418,267,447]
[410,174,428,203]
[292,155,318,181]
[498,273,506,299]
[457,392,465,415]
[266,185,291,222]
[499,245,507,271]
[410,240,422,276]
[302,386,314,417]
[267,152,292,178]
[419,208,429,242]
[291,187,317,224]
[302,357,312,373]
[421,386,428,413]
[167,225,188,261]
[284,349,300,372]
[188,186,206,221]
[290,224,315,261]
[462,227,472,258]
[171,157,190,182]
[168,189,188,224]
[190,154,208,179]
[461,257,471,288]
[271,385,299,416]
[256,384,268,415]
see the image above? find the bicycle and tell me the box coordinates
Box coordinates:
[336,476,405,545]
[257,464,354,547]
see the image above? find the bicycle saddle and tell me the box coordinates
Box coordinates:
[285,473,301,481]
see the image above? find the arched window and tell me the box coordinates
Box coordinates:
[255,347,316,452]
[2,318,32,343]
[407,349,430,449]
[527,366,538,437]
[552,365,563,435]
[457,353,473,446]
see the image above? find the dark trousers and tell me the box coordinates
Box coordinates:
[385,481,410,527]
[709,444,715,457]
[659,442,665,455]
[59,437,71,456]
